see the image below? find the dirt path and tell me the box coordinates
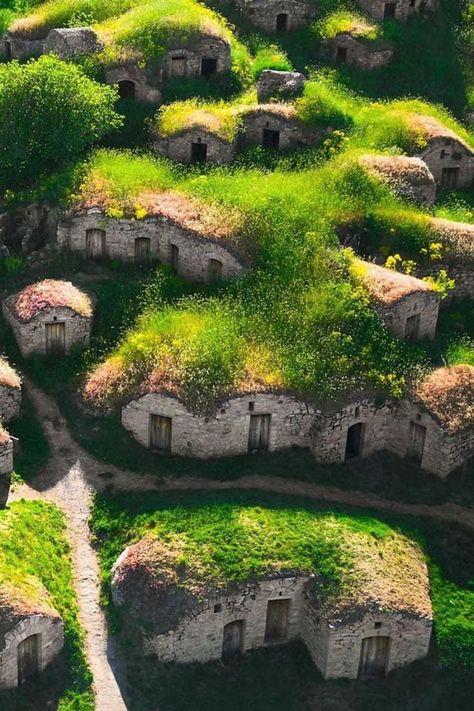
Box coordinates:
[9,379,474,709]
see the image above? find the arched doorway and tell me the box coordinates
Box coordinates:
[222,620,244,660]
[118,80,135,99]
[135,237,151,262]
[17,635,39,684]
[276,13,289,32]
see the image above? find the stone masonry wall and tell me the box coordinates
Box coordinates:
[417,263,474,301]
[0,615,64,688]
[154,130,237,165]
[329,36,394,70]
[2,300,91,358]
[0,34,44,59]
[0,437,13,476]
[144,577,308,663]
[0,384,21,423]
[234,0,316,32]
[241,111,318,150]
[417,138,474,189]
[374,291,440,341]
[161,37,231,80]
[57,210,245,282]
[122,392,315,457]
[104,65,162,104]
[356,0,438,23]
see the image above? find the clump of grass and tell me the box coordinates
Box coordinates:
[154,99,243,142]
[317,10,381,43]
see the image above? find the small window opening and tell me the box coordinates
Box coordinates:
[354,406,360,418]
[374,621,382,629]
[249,402,255,411]
[214,604,222,613]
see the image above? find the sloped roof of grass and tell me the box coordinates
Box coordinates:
[10,279,92,322]
[0,357,21,390]
[110,503,432,624]
[357,260,436,304]
[361,155,435,187]
[410,114,474,153]
[153,100,242,142]
[317,10,391,49]
[415,364,474,434]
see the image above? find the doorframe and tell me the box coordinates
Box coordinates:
[358,634,391,678]
[222,618,246,658]
[264,597,291,645]
[16,632,42,685]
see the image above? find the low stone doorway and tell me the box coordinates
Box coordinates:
[46,322,66,356]
[248,414,271,452]
[17,634,39,684]
[150,415,172,452]
[201,57,218,78]
[345,422,364,461]
[276,13,289,32]
[191,141,208,162]
[441,167,460,190]
[86,228,106,258]
[135,237,151,262]
[407,421,426,465]
[262,128,280,149]
[118,80,135,99]
[222,620,244,660]
[264,599,290,643]
[358,636,390,678]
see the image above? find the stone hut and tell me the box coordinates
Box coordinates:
[388,365,474,477]
[1,26,102,60]
[327,31,394,71]
[103,63,162,104]
[152,125,237,165]
[0,593,64,688]
[2,280,93,358]
[361,155,436,205]
[110,524,432,678]
[410,116,474,190]
[234,0,316,32]
[57,193,246,282]
[356,0,438,23]
[0,357,21,423]
[0,32,44,60]
[423,218,474,299]
[361,261,440,341]
[240,105,318,151]
[121,389,315,457]
[257,70,306,102]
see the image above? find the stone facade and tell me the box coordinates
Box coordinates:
[57,209,245,282]
[43,27,102,58]
[328,34,394,70]
[121,391,315,457]
[0,613,64,688]
[0,436,13,477]
[356,0,439,23]
[104,64,162,104]
[0,384,21,424]
[373,290,440,341]
[153,129,237,165]
[0,33,44,60]
[161,37,231,80]
[234,0,316,32]
[241,108,319,151]
[415,136,474,190]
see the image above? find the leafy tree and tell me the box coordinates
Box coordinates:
[0,55,122,193]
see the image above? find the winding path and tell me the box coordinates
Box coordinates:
[9,379,474,710]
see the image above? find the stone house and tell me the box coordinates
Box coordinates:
[0,32,43,60]
[256,70,306,102]
[57,193,246,282]
[1,26,102,60]
[2,280,93,358]
[361,261,440,341]
[327,32,394,70]
[121,389,315,457]
[0,357,21,423]
[152,127,237,165]
[410,116,474,190]
[0,597,64,688]
[240,105,319,151]
[234,0,316,32]
[110,529,432,678]
[361,155,436,205]
[356,0,438,23]
[387,365,474,478]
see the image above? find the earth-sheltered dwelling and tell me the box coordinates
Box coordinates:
[2,280,93,358]
[356,0,438,22]
[422,218,474,300]
[240,104,322,151]
[325,25,393,71]
[110,516,433,678]
[57,192,247,282]
[257,70,306,102]
[0,588,64,688]
[0,358,21,423]
[234,0,316,32]
[361,155,436,205]
[359,261,440,341]
[409,115,474,190]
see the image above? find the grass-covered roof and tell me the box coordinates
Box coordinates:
[415,364,474,434]
[10,279,92,322]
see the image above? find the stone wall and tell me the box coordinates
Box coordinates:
[0,614,64,688]
[57,210,245,282]
[161,37,231,80]
[2,300,91,358]
[356,0,438,23]
[310,400,392,464]
[241,110,318,151]
[234,0,316,32]
[416,138,474,190]
[121,391,315,457]
[329,35,394,70]
[153,129,237,165]
[0,437,13,477]
[373,291,440,341]
[0,384,21,423]
[257,70,306,102]
[104,65,162,104]
[0,34,44,60]
[417,263,474,301]
[43,27,102,57]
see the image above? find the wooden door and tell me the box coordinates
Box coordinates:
[171,56,187,77]
[404,313,420,341]
[150,415,172,452]
[262,128,280,149]
[118,80,135,99]
[441,167,459,190]
[208,258,223,282]
[17,635,39,684]
[222,620,244,660]
[358,636,390,678]
[264,599,290,643]
[345,422,364,461]
[45,322,65,356]
[86,228,106,258]
[170,244,179,273]
[248,414,271,452]
[135,237,150,262]
[407,421,426,466]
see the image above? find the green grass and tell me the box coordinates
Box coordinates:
[0,499,93,710]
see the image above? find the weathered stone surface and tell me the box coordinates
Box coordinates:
[0,33,44,59]
[327,34,394,70]
[0,437,13,478]
[104,64,162,104]
[0,203,58,256]
[373,290,440,341]
[414,135,474,190]
[257,70,306,102]
[234,0,316,32]
[361,155,437,205]
[44,27,103,58]
[240,107,320,151]
[153,129,237,165]
[357,0,439,23]
[0,385,21,424]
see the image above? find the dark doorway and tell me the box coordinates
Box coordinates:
[86,228,106,258]
[248,414,271,452]
[17,635,39,684]
[150,415,172,452]
[404,313,420,341]
[170,244,179,273]
[208,258,223,282]
[336,46,348,63]
[262,128,280,149]
[45,322,66,356]
[265,599,290,643]
[345,422,364,461]
[191,141,208,163]
[135,237,151,262]
[222,620,244,660]
[358,636,390,678]
[440,167,460,190]
[118,80,135,99]
[276,13,289,32]
[4,40,11,60]
[407,421,426,466]
[201,57,218,78]
[384,3,397,19]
